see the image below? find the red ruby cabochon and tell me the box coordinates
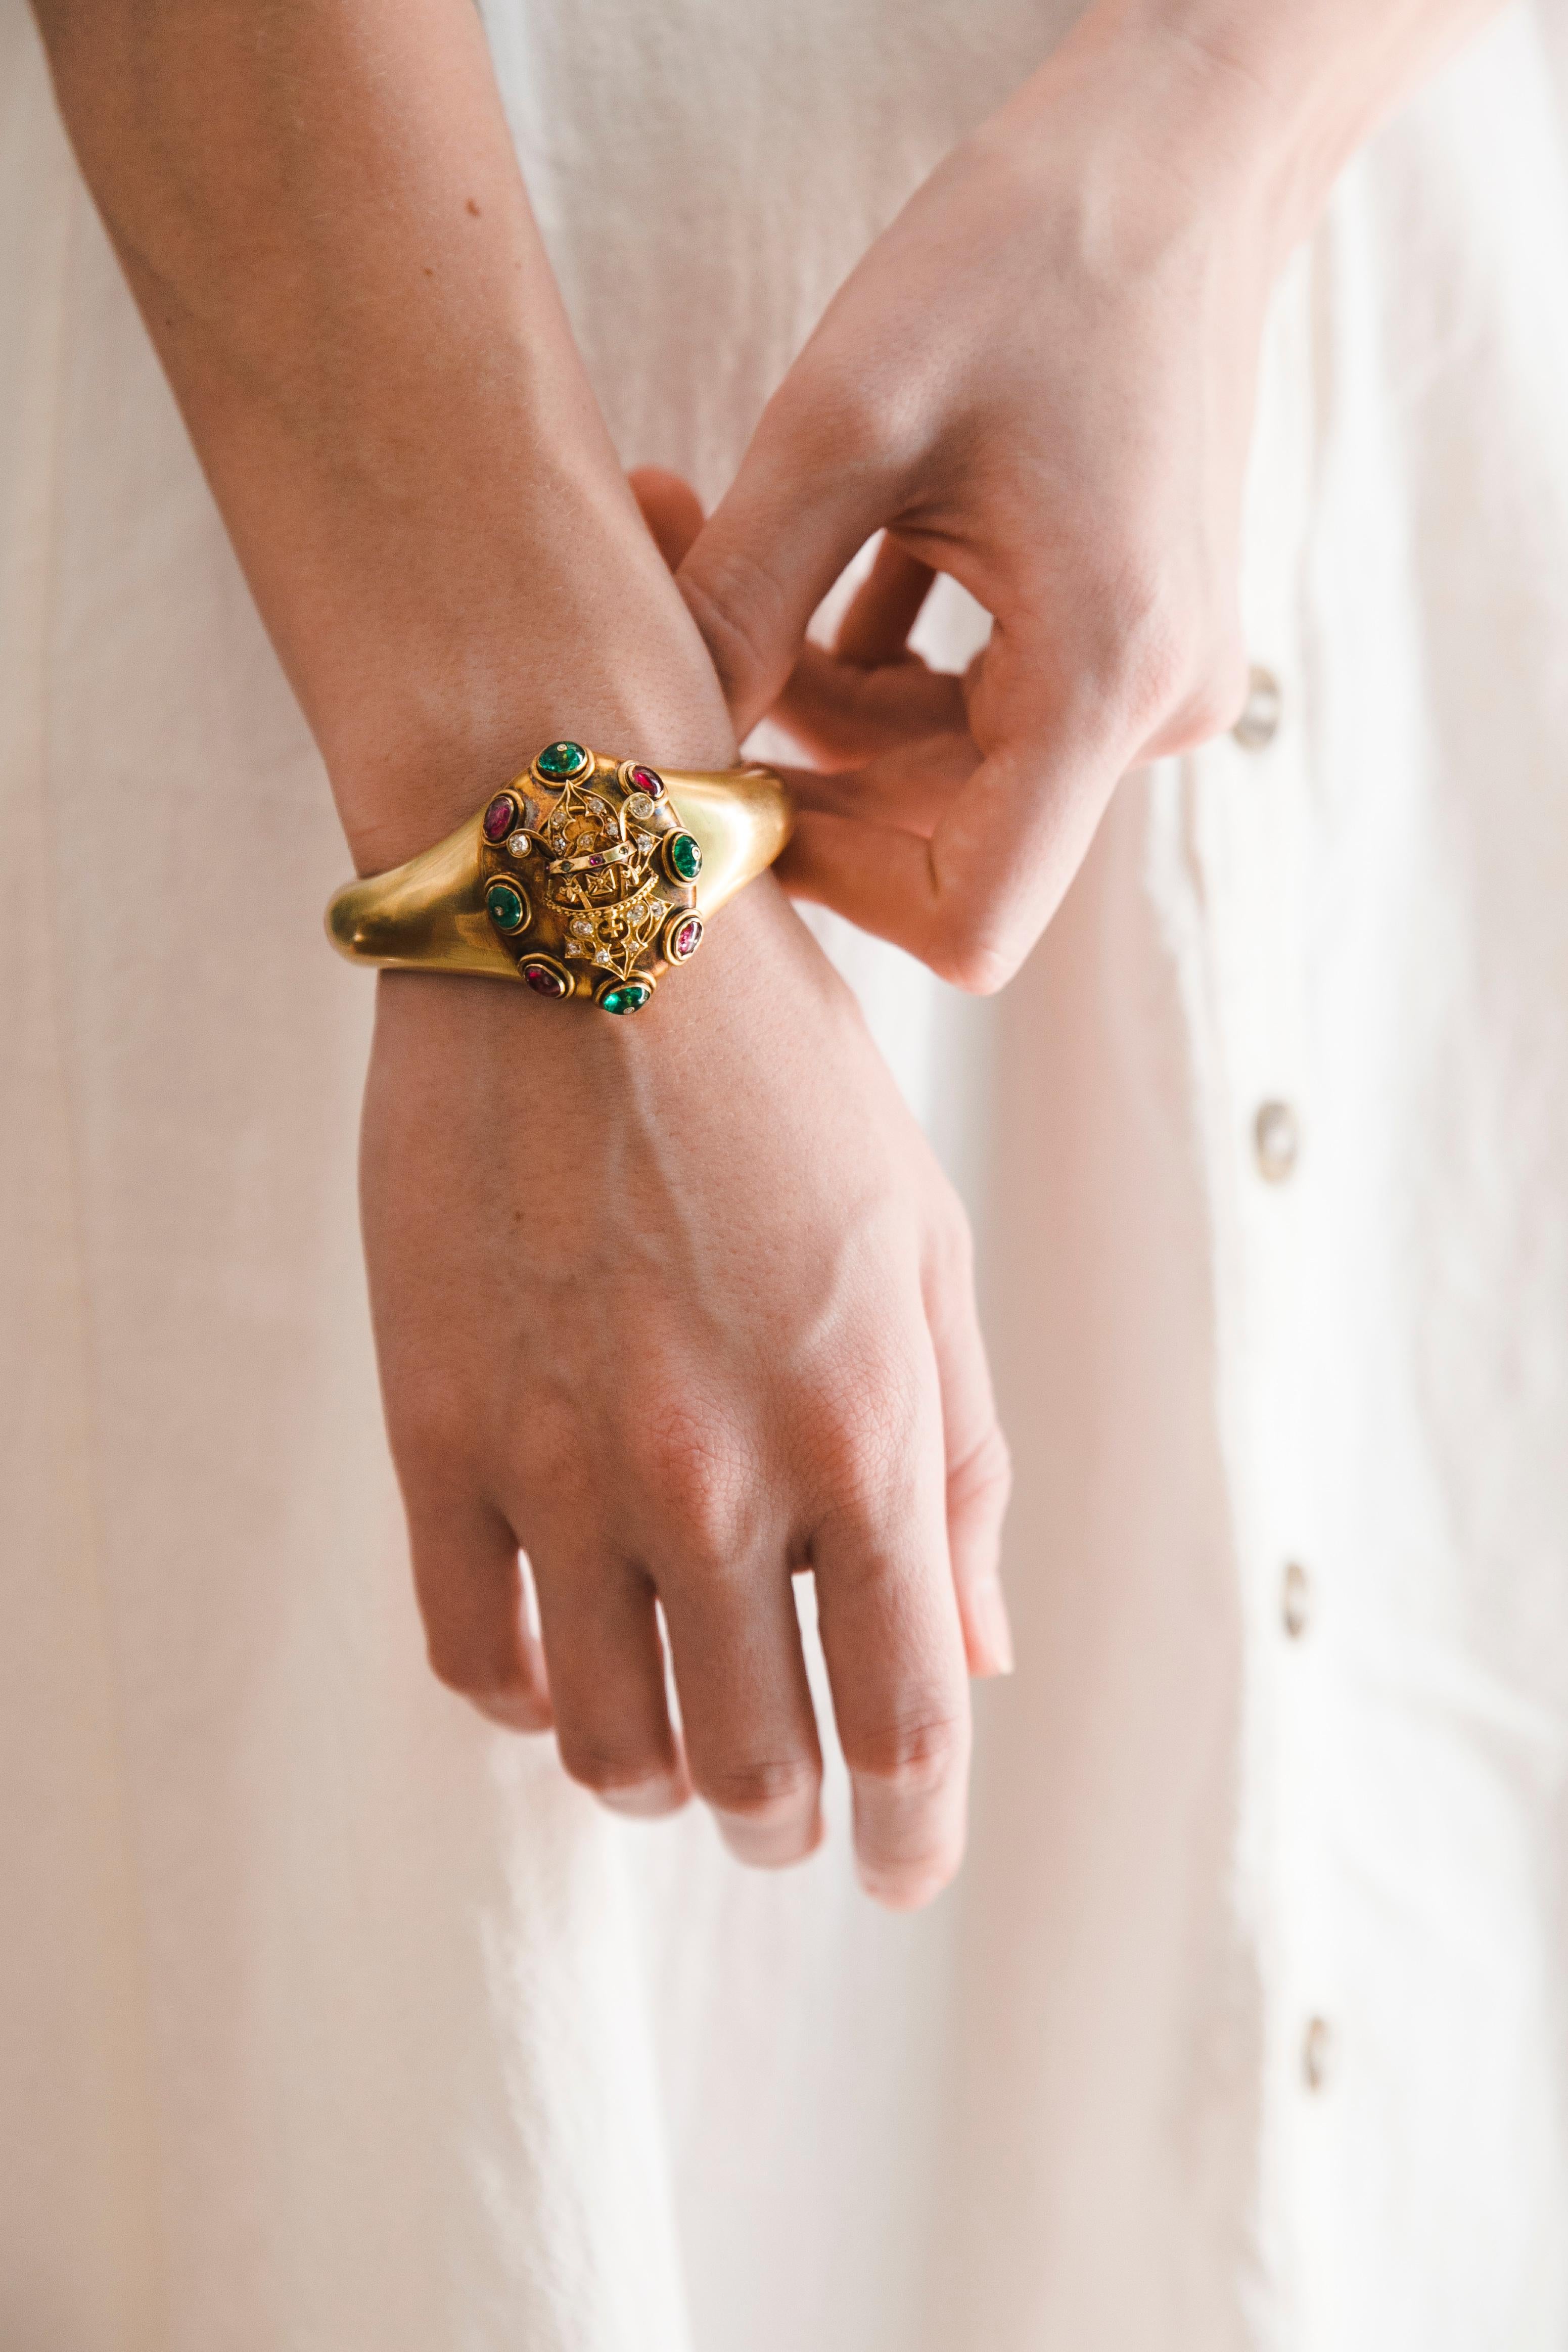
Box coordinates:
[521,961,568,999]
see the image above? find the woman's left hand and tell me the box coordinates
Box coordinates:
[676,0,1500,991]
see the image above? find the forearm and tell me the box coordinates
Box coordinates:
[31,0,731,869]
[1011,0,1506,260]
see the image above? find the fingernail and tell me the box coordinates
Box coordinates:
[713,1805,824,1870]
[971,1578,1014,1677]
[857,1846,964,1912]
[597,1772,688,1819]
[475,1690,554,1734]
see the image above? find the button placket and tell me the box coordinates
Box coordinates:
[1221,730,1334,2168]
[1205,632,1346,2308]
[1188,241,1333,2334]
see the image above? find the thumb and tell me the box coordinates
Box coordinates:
[628,466,705,572]
[677,399,892,736]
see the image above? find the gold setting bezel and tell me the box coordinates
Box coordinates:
[481,789,524,847]
[530,740,591,789]
[484,878,531,936]
[615,757,668,801]
[660,830,702,888]
[661,908,704,965]
[517,950,574,1000]
[593,971,657,1014]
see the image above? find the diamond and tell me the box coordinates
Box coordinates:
[506,832,532,859]
[625,792,655,821]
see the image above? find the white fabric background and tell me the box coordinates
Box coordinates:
[2,1,1566,2344]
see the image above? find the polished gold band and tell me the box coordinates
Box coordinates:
[325,739,791,1014]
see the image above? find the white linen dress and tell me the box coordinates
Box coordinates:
[3,0,1567,2344]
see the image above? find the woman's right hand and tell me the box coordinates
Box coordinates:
[360,870,1011,1909]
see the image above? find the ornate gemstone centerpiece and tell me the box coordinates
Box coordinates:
[324,745,790,993]
[477,747,703,1011]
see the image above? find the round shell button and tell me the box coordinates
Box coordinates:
[1232,664,1282,751]
[1254,1100,1300,1184]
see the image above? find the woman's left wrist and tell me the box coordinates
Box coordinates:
[1037,0,1479,266]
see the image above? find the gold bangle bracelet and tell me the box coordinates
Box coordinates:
[325,738,792,1015]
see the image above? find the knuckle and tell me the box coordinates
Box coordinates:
[771,354,899,481]
[424,1627,529,1718]
[951,1422,1012,1513]
[1122,615,1195,722]
[1181,644,1253,745]
[1068,552,1196,727]
[810,1379,905,1499]
[847,1709,969,1798]
[925,1184,976,1279]
[1137,651,1251,759]
[387,1378,481,1479]
[1185,664,1248,744]
[697,1753,820,1823]
[557,1736,669,1802]
[627,1396,754,1559]
[804,1374,933,1535]
[513,1391,594,1502]
[926,908,1021,995]
[1104,585,1246,750]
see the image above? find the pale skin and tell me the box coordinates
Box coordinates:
[678,0,1506,990]
[31,0,1495,1908]
[31,0,1006,1913]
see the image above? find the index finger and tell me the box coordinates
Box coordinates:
[677,407,892,734]
[777,713,1125,993]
